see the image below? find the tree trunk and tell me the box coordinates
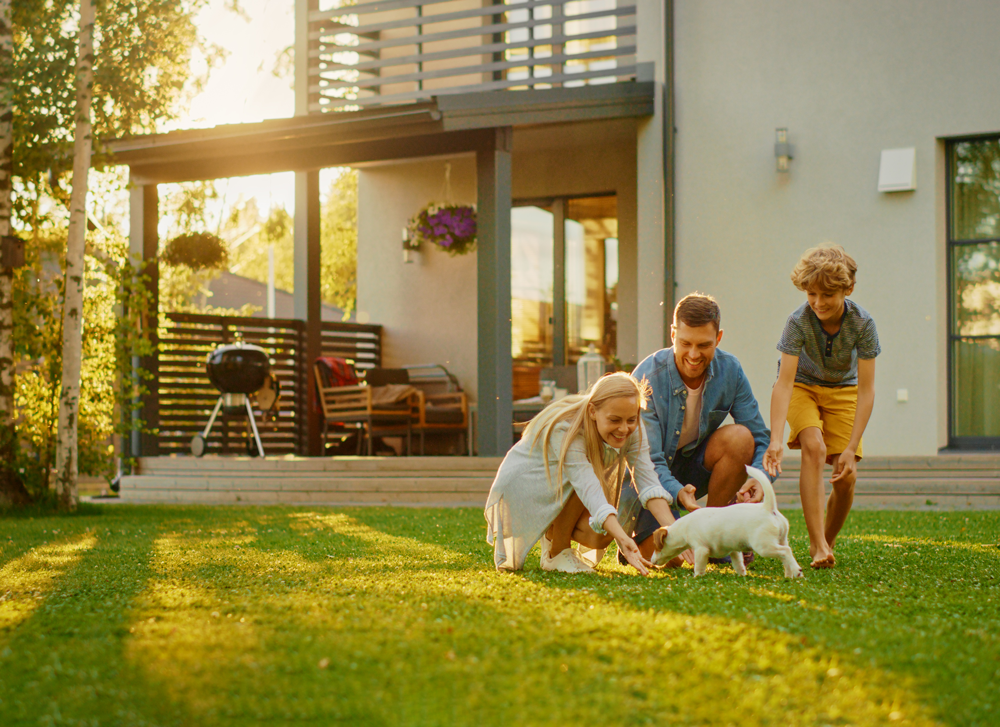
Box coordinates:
[0,0,31,506]
[54,0,96,512]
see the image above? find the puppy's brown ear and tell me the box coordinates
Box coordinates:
[652,526,669,552]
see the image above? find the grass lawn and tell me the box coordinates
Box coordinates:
[1,504,997,727]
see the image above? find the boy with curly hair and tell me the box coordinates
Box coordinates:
[763,245,880,568]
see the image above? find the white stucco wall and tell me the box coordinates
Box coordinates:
[672,0,1000,455]
[356,156,480,396]
[357,121,639,402]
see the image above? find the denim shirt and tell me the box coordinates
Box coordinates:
[631,347,773,501]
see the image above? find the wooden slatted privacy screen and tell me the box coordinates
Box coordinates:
[308,0,637,111]
[156,312,382,456]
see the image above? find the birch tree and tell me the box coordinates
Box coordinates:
[0,0,30,505]
[54,0,95,511]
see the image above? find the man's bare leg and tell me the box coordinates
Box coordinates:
[703,424,755,507]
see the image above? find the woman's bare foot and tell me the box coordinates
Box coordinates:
[663,556,685,568]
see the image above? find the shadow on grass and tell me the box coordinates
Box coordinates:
[0,509,196,727]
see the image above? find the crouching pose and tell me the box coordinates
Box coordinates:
[485,373,676,575]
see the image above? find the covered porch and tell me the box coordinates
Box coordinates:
[108,83,658,460]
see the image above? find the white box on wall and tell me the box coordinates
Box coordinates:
[878,147,917,192]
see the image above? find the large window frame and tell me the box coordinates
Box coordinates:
[946,134,1000,451]
[511,192,617,367]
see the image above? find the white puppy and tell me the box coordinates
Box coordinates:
[650,465,803,578]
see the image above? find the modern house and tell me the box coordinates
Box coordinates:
[108,0,1000,462]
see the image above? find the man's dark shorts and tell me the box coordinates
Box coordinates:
[620,436,713,547]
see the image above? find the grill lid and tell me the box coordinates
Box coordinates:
[206,342,270,394]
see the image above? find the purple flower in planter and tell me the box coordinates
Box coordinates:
[408,203,477,255]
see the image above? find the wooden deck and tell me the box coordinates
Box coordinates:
[119,453,1000,509]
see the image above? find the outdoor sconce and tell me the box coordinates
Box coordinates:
[0,235,25,269]
[402,227,420,264]
[775,128,793,172]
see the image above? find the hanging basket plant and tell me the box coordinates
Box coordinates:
[161,232,229,271]
[407,203,477,257]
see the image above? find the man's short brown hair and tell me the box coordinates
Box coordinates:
[673,292,721,332]
[791,244,857,292]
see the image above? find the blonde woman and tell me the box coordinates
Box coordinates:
[485,372,676,574]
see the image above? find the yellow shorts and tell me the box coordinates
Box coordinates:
[787,383,863,461]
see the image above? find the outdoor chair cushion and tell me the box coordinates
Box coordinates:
[423,406,464,425]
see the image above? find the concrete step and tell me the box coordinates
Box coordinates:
[135,455,504,476]
[121,487,487,507]
[778,453,1000,473]
[122,475,495,492]
[120,454,1000,508]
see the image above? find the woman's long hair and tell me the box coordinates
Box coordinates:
[522,372,650,502]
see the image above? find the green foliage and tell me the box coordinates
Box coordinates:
[11,230,154,498]
[228,200,294,295]
[321,168,358,316]
[162,232,229,271]
[13,0,215,225]
[224,169,358,318]
[160,180,221,240]
[0,507,997,725]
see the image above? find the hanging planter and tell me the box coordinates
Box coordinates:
[407,202,477,257]
[161,232,229,270]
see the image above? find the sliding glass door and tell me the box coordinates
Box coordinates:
[510,195,618,398]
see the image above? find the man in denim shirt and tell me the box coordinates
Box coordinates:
[619,293,773,564]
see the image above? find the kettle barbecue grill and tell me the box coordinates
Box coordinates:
[190,342,273,458]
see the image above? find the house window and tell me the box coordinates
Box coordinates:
[511,195,617,397]
[948,137,1000,448]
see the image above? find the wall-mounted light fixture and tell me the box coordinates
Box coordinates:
[402,227,420,264]
[775,128,793,172]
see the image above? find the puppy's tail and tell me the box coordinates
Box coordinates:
[745,465,778,513]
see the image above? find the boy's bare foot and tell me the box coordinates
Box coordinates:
[809,542,836,568]
[810,553,836,569]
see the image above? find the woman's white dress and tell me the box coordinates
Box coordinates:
[484,421,671,571]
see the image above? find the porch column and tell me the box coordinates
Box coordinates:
[635,0,673,353]
[129,181,159,458]
[294,170,322,456]
[476,127,513,457]
[552,198,566,367]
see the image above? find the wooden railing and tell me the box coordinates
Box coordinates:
[155,313,382,457]
[308,0,637,111]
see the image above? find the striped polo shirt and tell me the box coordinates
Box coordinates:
[777,299,881,386]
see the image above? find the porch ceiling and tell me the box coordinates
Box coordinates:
[107,83,654,184]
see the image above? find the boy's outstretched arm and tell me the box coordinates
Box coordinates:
[832,357,876,484]
[764,353,799,477]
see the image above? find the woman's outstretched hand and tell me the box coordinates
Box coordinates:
[616,536,653,576]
